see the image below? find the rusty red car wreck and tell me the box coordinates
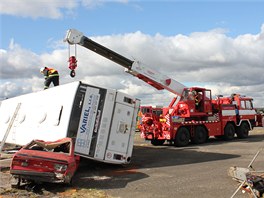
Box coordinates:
[10,138,80,186]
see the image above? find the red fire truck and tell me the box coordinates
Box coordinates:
[137,106,163,132]
[64,29,263,147]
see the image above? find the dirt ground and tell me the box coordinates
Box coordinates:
[1,128,264,198]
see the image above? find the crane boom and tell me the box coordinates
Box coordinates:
[64,29,186,97]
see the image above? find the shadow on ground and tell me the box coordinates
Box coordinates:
[69,142,240,190]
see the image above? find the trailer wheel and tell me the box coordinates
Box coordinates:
[191,126,208,144]
[224,123,235,140]
[236,122,249,138]
[174,127,190,147]
[151,139,165,146]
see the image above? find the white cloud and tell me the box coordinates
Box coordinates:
[0,40,41,79]
[0,0,130,19]
[1,26,264,107]
[80,0,129,8]
[0,0,77,19]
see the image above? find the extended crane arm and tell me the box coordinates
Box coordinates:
[64,29,186,97]
[65,29,133,70]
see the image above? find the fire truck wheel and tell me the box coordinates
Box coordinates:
[151,139,165,146]
[174,127,190,147]
[236,122,249,138]
[191,125,208,144]
[224,123,235,140]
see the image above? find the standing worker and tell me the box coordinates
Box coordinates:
[40,67,59,89]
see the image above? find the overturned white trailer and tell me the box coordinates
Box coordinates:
[0,81,140,164]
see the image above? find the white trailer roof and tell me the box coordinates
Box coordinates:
[0,82,80,145]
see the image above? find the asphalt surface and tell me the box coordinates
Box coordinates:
[69,128,263,198]
[1,128,264,198]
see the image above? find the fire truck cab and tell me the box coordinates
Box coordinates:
[176,87,213,118]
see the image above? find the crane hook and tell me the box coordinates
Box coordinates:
[68,55,77,78]
[70,69,76,78]
[68,44,77,78]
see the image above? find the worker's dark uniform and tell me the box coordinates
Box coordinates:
[43,68,59,89]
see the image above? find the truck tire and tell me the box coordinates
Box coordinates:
[224,123,235,140]
[236,122,249,138]
[174,127,190,147]
[191,125,208,144]
[151,139,165,146]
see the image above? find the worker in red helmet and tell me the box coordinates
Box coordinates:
[40,67,59,89]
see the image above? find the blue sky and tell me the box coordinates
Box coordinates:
[0,0,264,107]
[2,1,264,52]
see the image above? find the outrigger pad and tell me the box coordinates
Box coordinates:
[228,166,250,181]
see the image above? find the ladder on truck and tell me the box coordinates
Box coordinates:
[0,103,21,153]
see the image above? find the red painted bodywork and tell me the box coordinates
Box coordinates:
[140,89,263,146]
[10,138,80,184]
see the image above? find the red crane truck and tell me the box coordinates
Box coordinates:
[64,29,263,147]
[136,106,163,132]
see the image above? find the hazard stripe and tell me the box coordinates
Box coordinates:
[177,113,220,125]
[181,120,219,125]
